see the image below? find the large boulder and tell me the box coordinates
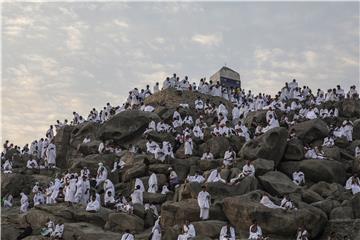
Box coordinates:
[192,220,226,239]
[78,140,102,156]
[258,171,299,196]
[240,127,288,166]
[253,158,274,176]
[54,125,74,168]
[308,182,346,199]
[179,177,258,201]
[311,199,340,216]
[64,222,122,240]
[353,119,360,140]
[35,203,112,227]
[244,110,267,127]
[200,137,230,158]
[340,99,360,118]
[97,110,160,142]
[123,163,147,182]
[160,199,225,227]
[144,88,233,114]
[330,207,354,220]
[104,212,144,233]
[299,160,347,185]
[223,190,327,238]
[279,160,347,184]
[320,219,360,240]
[300,189,324,204]
[290,119,329,144]
[160,199,200,227]
[1,173,34,196]
[323,146,341,161]
[284,138,304,161]
[69,154,117,174]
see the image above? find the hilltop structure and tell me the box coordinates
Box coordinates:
[210,66,241,89]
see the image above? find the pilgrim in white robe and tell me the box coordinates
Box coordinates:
[135,178,145,192]
[163,141,175,158]
[292,171,305,185]
[195,99,204,110]
[51,224,64,238]
[46,143,56,166]
[3,160,12,173]
[20,193,29,213]
[3,194,13,208]
[64,178,77,203]
[96,165,108,186]
[223,150,236,166]
[161,185,170,194]
[121,233,135,240]
[111,159,125,172]
[178,224,196,240]
[197,190,210,220]
[104,179,115,196]
[219,225,236,240]
[187,174,205,183]
[26,159,39,169]
[151,219,162,240]
[33,192,45,206]
[147,141,159,154]
[148,173,158,193]
[260,195,283,209]
[86,199,100,212]
[193,125,204,140]
[201,152,214,160]
[207,169,226,183]
[249,224,263,240]
[131,189,143,205]
[184,138,193,156]
[50,178,62,203]
[280,197,297,210]
[154,146,166,162]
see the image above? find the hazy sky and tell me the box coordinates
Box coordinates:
[2,2,359,146]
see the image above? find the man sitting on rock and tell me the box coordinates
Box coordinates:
[229,160,255,185]
[96,163,108,187]
[201,149,214,160]
[86,195,100,212]
[260,194,284,209]
[177,220,196,240]
[219,221,236,240]
[131,185,143,205]
[223,147,236,167]
[280,194,297,211]
[111,158,125,173]
[186,170,205,184]
[207,168,226,183]
[345,173,360,195]
[248,219,264,240]
[26,158,39,169]
[146,139,159,155]
[292,169,305,186]
[2,158,13,173]
[121,229,135,240]
[296,225,309,240]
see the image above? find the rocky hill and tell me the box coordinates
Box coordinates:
[2,88,360,240]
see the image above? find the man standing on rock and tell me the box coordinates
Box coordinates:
[197,185,211,220]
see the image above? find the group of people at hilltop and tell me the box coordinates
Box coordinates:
[2,73,360,240]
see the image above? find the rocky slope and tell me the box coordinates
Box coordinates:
[2,88,360,240]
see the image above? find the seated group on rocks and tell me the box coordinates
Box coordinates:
[2,74,360,240]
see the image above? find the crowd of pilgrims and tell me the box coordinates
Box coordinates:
[2,73,360,240]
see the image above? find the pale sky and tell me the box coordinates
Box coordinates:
[2,2,359,146]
